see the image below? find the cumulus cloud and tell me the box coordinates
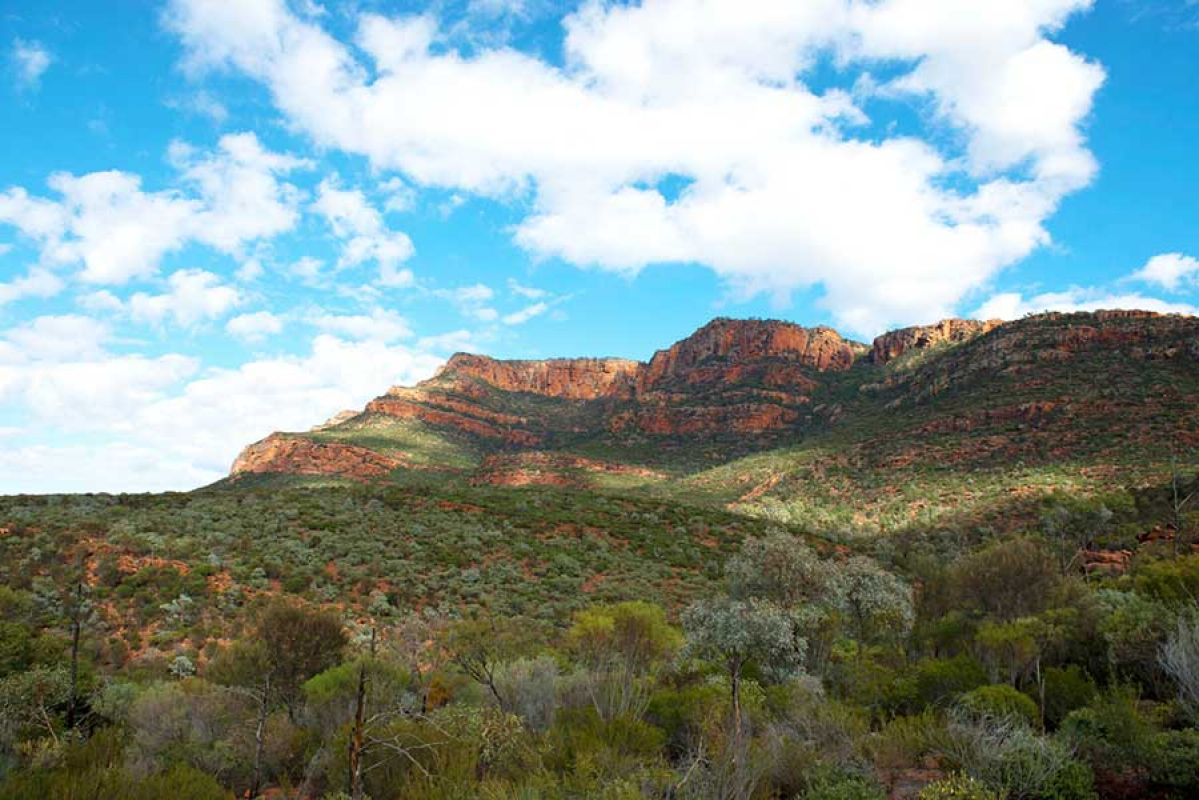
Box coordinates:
[226,310,284,342]
[165,0,1105,334]
[0,132,306,285]
[973,288,1198,320]
[128,269,241,327]
[0,267,63,306]
[434,283,498,321]
[0,320,445,492]
[311,179,415,287]
[10,39,51,90]
[1130,252,1199,291]
[310,307,412,342]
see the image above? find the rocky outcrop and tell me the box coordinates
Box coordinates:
[870,319,1001,364]
[640,318,864,389]
[437,353,640,400]
[227,311,1199,483]
[310,410,359,431]
[230,434,405,480]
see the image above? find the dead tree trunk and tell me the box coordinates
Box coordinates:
[250,673,271,799]
[349,628,376,800]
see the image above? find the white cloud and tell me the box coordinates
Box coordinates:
[507,278,547,299]
[0,320,445,492]
[11,39,51,90]
[1130,252,1199,292]
[0,267,63,306]
[77,289,124,313]
[169,89,229,122]
[128,269,241,327]
[973,288,1198,320]
[0,132,306,285]
[418,328,477,352]
[236,257,264,282]
[311,178,415,286]
[311,308,412,342]
[0,314,110,362]
[226,310,284,342]
[290,256,326,285]
[434,283,498,321]
[166,0,1105,334]
[502,301,548,325]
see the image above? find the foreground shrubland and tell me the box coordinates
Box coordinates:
[3,514,1199,799]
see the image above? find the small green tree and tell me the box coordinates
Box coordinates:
[567,601,682,721]
[725,532,843,673]
[681,597,803,742]
[838,557,914,664]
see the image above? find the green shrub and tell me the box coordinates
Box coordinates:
[1060,687,1155,771]
[1145,728,1199,791]
[1134,554,1199,606]
[917,773,1000,800]
[960,685,1039,726]
[1034,666,1096,729]
[803,764,886,800]
[912,656,989,710]
[1041,758,1098,800]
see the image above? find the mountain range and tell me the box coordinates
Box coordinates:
[224,310,1199,536]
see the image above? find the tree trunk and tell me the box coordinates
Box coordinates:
[349,629,374,800]
[251,674,270,799]
[1036,656,1046,730]
[730,662,742,745]
[66,580,83,730]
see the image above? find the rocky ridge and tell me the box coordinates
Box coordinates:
[229,311,1199,483]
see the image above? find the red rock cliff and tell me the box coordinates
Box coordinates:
[436,353,641,400]
[870,319,1001,364]
[640,318,864,390]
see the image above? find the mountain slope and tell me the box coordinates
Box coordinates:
[224,311,1199,535]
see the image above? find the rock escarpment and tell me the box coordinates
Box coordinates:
[228,311,1199,483]
[870,319,1001,364]
[231,434,405,480]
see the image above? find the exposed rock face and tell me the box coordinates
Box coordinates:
[437,354,640,400]
[870,318,1001,364]
[356,318,866,439]
[231,434,405,480]
[641,318,863,389]
[310,410,359,432]
[227,311,1199,483]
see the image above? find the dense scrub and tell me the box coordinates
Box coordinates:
[2,479,1199,799]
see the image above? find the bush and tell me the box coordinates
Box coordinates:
[940,711,1086,800]
[960,685,1040,726]
[1059,687,1155,772]
[1145,728,1199,791]
[1134,554,1199,606]
[912,656,989,710]
[917,773,1000,800]
[803,764,886,800]
[1034,666,1096,729]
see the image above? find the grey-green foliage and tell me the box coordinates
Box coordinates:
[1161,606,1199,720]
[494,655,560,733]
[0,666,71,747]
[939,710,1088,800]
[682,597,806,686]
[724,533,842,673]
[838,556,914,650]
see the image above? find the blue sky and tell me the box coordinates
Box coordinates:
[1,0,1197,492]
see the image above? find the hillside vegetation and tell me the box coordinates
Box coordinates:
[2,311,1199,799]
